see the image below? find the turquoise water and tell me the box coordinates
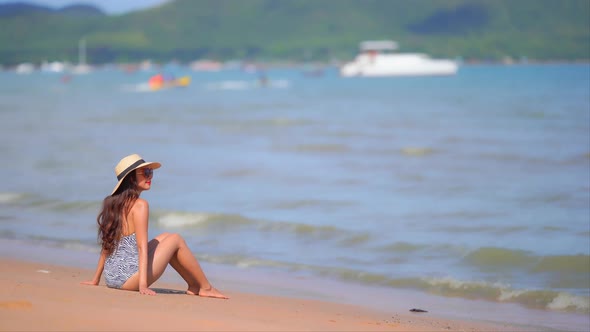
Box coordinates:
[0,64,588,318]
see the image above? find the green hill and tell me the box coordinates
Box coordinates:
[0,0,588,65]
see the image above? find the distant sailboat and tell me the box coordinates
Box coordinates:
[71,38,92,74]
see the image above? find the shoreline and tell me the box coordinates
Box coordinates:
[1,239,587,331]
[2,60,589,74]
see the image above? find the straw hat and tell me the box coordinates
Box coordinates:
[111,154,161,195]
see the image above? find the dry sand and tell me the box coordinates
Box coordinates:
[0,257,538,331]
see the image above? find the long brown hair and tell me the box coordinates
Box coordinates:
[97,170,140,255]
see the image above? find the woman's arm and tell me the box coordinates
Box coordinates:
[81,249,106,286]
[133,198,156,295]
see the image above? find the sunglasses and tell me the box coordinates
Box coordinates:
[137,168,153,178]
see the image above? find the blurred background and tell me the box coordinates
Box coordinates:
[0,0,589,67]
[0,1,588,329]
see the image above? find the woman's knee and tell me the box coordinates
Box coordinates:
[154,232,172,241]
[168,233,186,246]
[149,232,170,249]
[154,232,186,251]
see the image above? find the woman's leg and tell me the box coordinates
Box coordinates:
[125,232,227,299]
[147,232,195,287]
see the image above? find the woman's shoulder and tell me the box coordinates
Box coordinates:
[131,198,149,213]
[129,198,150,227]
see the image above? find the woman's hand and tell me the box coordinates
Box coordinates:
[80,280,98,286]
[139,287,156,296]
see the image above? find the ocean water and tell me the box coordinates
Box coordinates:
[0,64,589,320]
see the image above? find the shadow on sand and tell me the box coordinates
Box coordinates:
[152,288,187,295]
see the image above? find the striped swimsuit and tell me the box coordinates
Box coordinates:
[104,233,139,289]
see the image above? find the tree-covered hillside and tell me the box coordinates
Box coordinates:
[0,0,588,65]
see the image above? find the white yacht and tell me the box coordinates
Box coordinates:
[340,40,458,77]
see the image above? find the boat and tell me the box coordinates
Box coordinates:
[147,74,191,91]
[71,38,92,74]
[15,63,35,74]
[340,40,458,77]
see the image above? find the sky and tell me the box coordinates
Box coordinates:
[0,0,170,14]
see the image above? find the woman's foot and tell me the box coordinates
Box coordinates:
[187,286,229,299]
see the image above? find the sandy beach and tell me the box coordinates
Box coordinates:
[0,255,537,332]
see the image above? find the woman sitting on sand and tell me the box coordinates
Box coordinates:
[82,154,227,299]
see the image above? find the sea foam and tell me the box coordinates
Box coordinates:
[0,192,25,204]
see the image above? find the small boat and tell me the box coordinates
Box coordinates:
[71,38,92,74]
[340,40,458,77]
[15,63,35,74]
[148,74,191,91]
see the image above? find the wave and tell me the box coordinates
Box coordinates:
[29,236,98,253]
[375,244,590,290]
[29,198,98,212]
[412,277,589,314]
[463,247,590,289]
[1,234,98,253]
[400,147,436,156]
[464,247,590,273]
[154,210,370,243]
[406,210,505,221]
[332,271,588,314]
[0,192,99,213]
[0,192,28,204]
[437,224,529,235]
[196,251,589,314]
[377,241,429,253]
[47,200,98,212]
[533,254,590,273]
[464,247,534,268]
[154,211,254,229]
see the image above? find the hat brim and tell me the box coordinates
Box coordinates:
[110,161,161,196]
